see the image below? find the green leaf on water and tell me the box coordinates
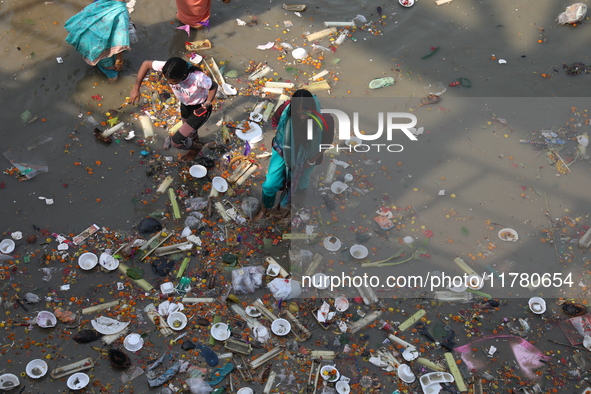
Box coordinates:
[23,19,35,25]
[30,52,35,57]
[461,227,469,236]
[423,238,429,246]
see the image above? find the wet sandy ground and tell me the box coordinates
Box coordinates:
[1,0,591,393]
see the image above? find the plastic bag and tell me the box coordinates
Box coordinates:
[3,150,48,180]
[186,377,213,394]
[268,278,302,300]
[147,361,181,387]
[231,266,265,295]
[185,212,205,230]
[557,3,587,24]
[240,197,261,219]
[185,197,208,212]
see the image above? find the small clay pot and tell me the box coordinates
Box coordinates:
[27,234,37,244]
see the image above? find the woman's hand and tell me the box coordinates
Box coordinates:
[129,88,140,105]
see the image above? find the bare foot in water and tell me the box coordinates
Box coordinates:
[253,206,266,221]
[181,149,199,162]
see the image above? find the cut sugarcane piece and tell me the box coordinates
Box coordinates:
[283,4,306,11]
[100,122,124,138]
[155,242,193,257]
[282,233,319,241]
[236,164,258,185]
[144,303,173,336]
[156,176,174,193]
[249,347,283,369]
[263,371,277,394]
[398,309,426,332]
[265,81,295,89]
[141,233,173,261]
[453,257,478,276]
[444,352,467,392]
[168,188,181,219]
[182,297,215,303]
[416,357,447,372]
[224,337,253,355]
[118,263,154,291]
[248,65,272,81]
[214,202,232,222]
[253,298,279,322]
[323,21,355,27]
[310,70,329,81]
[279,310,312,341]
[262,87,284,95]
[349,310,383,334]
[387,334,414,349]
[139,228,166,251]
[305,80,331,92]
[50,358,95,379]
[309,350,336,360]
[139,115,154,139]
[306,27,337,41]
[169,120,183,134]
[228,161,253,183]
[176,257,191,278]
[262,101,276,122]
[209,57,226,85]
[81,300,120,315]
[303,253,324,277]
[474,375,483,394]
[264,257,290,278]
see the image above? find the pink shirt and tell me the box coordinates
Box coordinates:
[152,61,212,105]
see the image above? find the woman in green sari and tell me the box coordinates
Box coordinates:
[65,0,131,81]
[260,89,334,214]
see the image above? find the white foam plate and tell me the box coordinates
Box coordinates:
[212,176,229,192]
[236,121,263,143]
[91,316,130,335]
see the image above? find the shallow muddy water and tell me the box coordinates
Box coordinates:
[1,0,591,393]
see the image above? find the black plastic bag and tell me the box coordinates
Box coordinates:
[152,257,175,277]
[138,217,163,236]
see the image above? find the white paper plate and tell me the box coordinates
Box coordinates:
[350,244,368,259]
[123,333,144,352]
[67,373,90,390]
[331,181,348,194]
[99,253,119,271]
[212,176,229,192]
[323,236,342,251]
[498,228,519,242]
[0,239,15,254]
[91,316,130,335]
[78,252,98,270]
[189,164,207,178]
[211,322,231,341]
[236,121,263,143]
[167,312,188,331]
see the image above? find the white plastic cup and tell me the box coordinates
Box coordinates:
[292,48,308,60]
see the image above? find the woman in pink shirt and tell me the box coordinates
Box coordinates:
[130,57,218,162]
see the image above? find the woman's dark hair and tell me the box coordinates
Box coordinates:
[291,89,314,117]
[162,57,201,81]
